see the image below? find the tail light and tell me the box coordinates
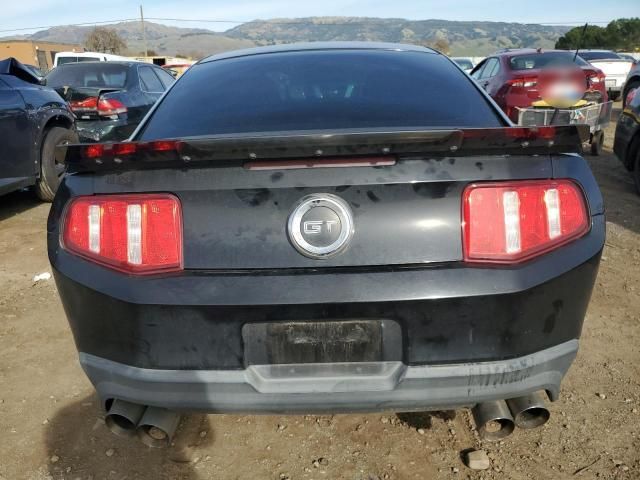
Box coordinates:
[62,194,182,274]
[98,98,127,116]
[507,76,538,89]
[68,97,127,116]
[626,87,638,106]
[463,180,589,263]
[586,71,605,86]
[69,97,98,113]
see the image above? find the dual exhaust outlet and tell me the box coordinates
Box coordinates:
[472,391,550,441]
[105,392,548,445]
[105,399,181,447]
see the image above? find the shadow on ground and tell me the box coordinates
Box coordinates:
[45,394,215,479]
[0,189,42,223]
[396,410,456,430]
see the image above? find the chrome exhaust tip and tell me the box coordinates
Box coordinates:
[136,406,181,448]
[105,399,147,437]
[507,391,550,429]
[471,400,515,441]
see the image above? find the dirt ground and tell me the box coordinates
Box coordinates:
[0,108,638,480]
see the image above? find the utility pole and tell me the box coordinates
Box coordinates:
[140,4,148,58]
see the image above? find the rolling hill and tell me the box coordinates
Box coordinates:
[2,18,571,58]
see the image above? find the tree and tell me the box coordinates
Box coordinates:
[555,18,640,51]
[85,27,127,54]
[606,18,640,51]
[555,25,610,50]
[414,37,450,54]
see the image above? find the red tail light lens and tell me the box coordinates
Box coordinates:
[69,97,98,112]
[507,76,538,89]
[68,97,127,116]
[463,180,589,263]
[98,98,127,116]
[62,194,182,274]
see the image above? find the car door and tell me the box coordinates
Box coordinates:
[475,57,500,93]
[0,77,35,187]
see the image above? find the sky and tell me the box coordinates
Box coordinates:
[2,0,639,35]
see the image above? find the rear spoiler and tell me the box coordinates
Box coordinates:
[63,125,590,173]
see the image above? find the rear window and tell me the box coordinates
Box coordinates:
[46,64,128,89]
[509,52,589,70]
[578,51,621,61]
[57,56,101,65]
[139,50,503,140]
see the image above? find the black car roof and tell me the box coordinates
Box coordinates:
[200,41,438,64]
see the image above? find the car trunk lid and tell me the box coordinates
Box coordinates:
[61,126,588,270]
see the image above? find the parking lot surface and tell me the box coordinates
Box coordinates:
[0,110,638,480]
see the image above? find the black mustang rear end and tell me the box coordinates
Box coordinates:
[48,43,604,445]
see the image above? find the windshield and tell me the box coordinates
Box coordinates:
[509,52,589,70]
[46,63,128,88]
[139,49,503,140]
[579,51,622,61]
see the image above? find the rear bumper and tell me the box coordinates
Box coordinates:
[81,340,578,413]
[76,119,136,143]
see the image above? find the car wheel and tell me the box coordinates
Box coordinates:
[35,126,79,202]
[590,130,604,156]
[634,147,640,195]
[609,91,620,102]
[623,80,639,108]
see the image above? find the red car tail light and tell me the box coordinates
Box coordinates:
[68,97,127,116]
[507,76,538,89]
[97,98,127,116]
[463,180,589,263]
[586,71,605,85]
[62,194,182,274]
[69,97,98,113]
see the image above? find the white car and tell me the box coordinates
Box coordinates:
[578,50,634,101]
[451,57,474,73]
[53,51,134,68]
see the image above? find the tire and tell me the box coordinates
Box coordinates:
[590,130,604,156]
[623,80,640,109]
[35,126,79,202]
[634,148,640,196]
[609,91,620,102]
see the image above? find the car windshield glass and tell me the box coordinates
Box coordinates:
[578,51,622,61]
[509,52,589,70]
[139,49,503,140]
[46,64,128,88]
[454,59,473,69]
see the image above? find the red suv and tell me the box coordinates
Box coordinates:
[471,49,608,122]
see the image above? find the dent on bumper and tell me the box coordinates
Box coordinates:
[80,340,578,414]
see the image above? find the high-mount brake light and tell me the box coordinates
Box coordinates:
[462,180,589,264]
[62,194,182,274]
[79,140,181,159]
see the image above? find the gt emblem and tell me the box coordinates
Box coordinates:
[303,220,338,235]
[288,194,354,259]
